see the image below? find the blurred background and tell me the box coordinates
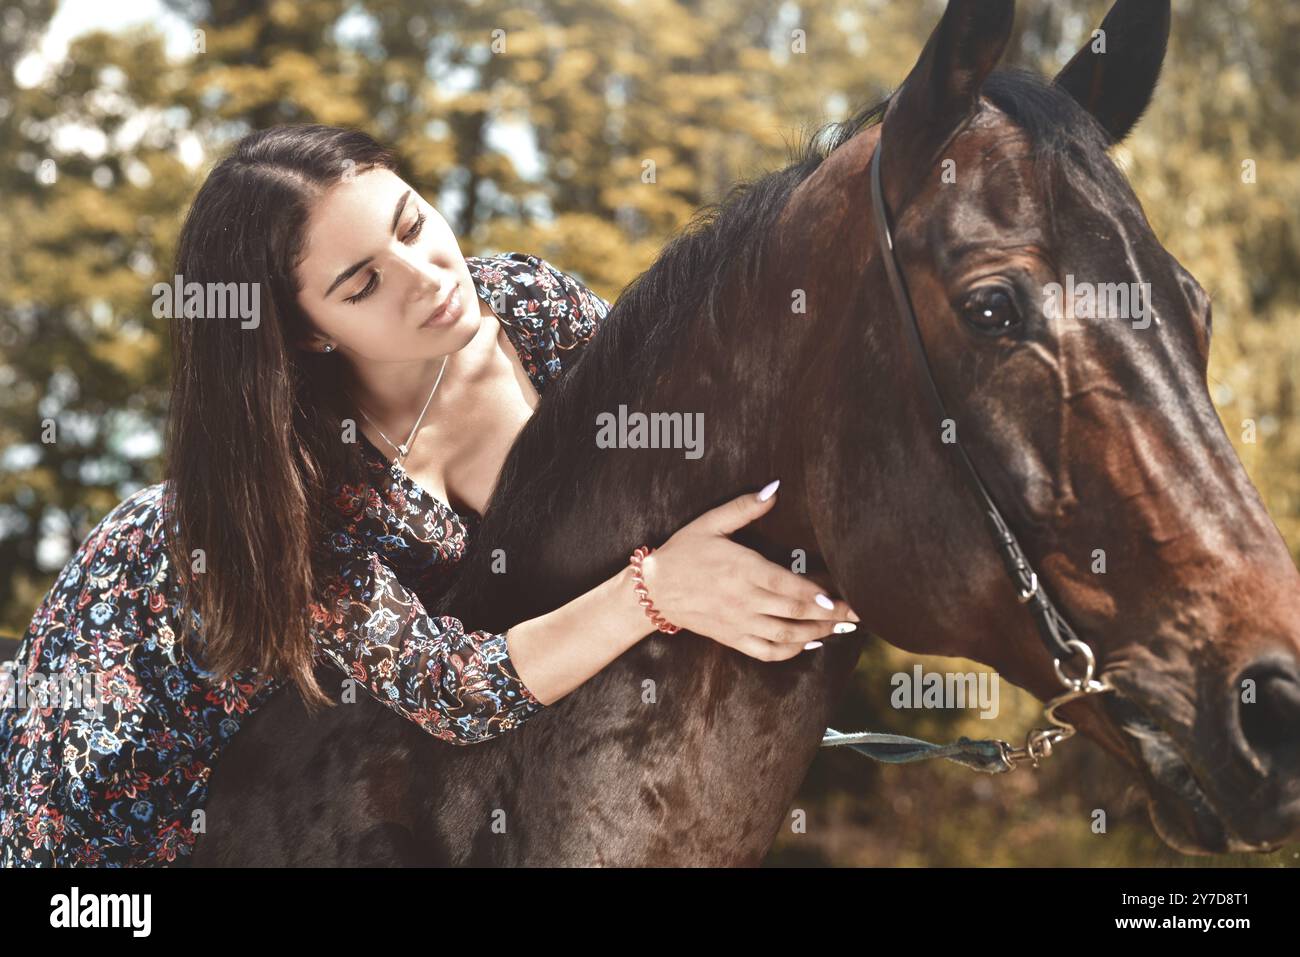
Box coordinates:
[0,0,1296,865]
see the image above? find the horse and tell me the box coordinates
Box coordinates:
[193,0,1300,865]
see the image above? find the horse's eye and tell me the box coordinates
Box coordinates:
[959,286,1021,334]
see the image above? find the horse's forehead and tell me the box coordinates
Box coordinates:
[909,155,1047,265]
[922,113,1146,259]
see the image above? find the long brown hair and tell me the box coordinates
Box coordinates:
[163,125,398,707]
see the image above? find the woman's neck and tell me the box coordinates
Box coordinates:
[341,304,501,425]
[344,353,455,422]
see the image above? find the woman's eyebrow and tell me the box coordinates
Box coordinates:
[322,189,413,299]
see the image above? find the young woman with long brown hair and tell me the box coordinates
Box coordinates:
[0,124,859,866]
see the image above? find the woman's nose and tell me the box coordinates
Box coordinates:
[390,247,443,304]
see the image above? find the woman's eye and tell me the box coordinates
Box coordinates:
[959,285,1021,334]
[345,273,378,305]
[344,211,427,305]
[403,212,426,244]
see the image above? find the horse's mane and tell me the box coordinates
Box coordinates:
[980,69,1135,228]
[462,99,894,556]
[446,69,1129,608]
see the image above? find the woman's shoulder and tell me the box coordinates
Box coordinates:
[76,481,171,556]
[15,480,175,666]
[104,480,170,523]
[465,254,611,390]
[465,251,612,380]
[41,483,175,610]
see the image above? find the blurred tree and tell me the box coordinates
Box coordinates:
[0,5,192,623]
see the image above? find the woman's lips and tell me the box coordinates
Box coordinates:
[420,285,462,328]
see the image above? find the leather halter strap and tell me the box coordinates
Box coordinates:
[868,142,1079,663]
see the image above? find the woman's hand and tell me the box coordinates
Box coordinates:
[638,480,861,660]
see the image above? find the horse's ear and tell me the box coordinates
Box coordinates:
[878,0,1015,211]
[1052,0,1171,144]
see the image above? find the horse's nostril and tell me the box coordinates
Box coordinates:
[1237,655,1300,770]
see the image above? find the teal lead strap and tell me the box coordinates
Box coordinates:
[821,727,1013,774]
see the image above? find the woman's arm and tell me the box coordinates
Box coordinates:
[311,254,629,734]
[503,561,653,705]
[314,483,858,745]
[310,543,651,746]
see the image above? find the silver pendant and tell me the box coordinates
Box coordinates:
[398,444,409,457]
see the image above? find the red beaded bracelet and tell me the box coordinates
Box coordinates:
[628,545,681,634]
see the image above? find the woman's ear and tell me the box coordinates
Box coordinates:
[296,331,336,354]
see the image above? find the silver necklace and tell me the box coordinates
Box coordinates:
[347,355,449,460]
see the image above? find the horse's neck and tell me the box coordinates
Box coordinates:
[469,294,866,861]
[526,614,866,864]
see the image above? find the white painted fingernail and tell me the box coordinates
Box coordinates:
[804,641,823,650]
[815,593,834,610]
[757,479,780,502]
[832,622,857,634]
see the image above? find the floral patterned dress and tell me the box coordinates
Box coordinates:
[0,252,611,867]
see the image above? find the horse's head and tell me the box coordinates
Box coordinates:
[777,0,1300,854]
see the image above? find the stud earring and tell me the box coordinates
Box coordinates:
[323,343,335,353]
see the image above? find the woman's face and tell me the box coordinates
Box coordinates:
[293,167,482,363]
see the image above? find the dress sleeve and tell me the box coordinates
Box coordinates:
[527,254,612,355]
[308,526,546,746]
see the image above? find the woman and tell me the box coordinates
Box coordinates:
[0,124,859,867]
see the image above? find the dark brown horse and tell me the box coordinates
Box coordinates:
[193,0,1300,864]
